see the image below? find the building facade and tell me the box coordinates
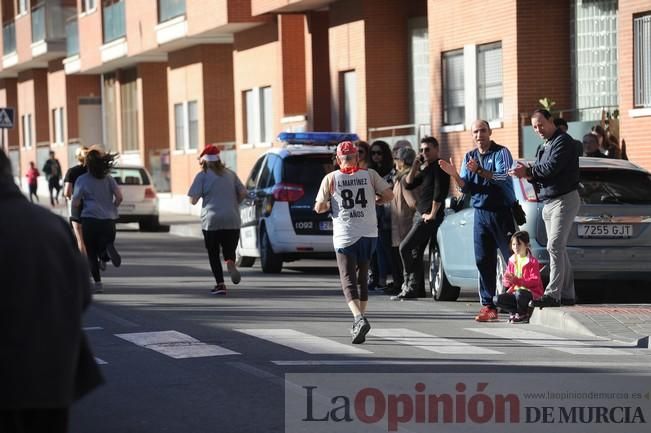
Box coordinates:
[0,0,649,210]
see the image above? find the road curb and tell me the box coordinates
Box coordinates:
[169,223,202,239]
[530,307,650,349]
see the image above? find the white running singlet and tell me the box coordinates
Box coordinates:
[330,169,378,249]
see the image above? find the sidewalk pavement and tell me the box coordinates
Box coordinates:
[530,305,651,348]
[40,198,651,348]
[161,212,202,238]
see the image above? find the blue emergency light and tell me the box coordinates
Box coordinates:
[277,132,359,146]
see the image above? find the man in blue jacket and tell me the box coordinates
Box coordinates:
[511,109,580,307]
[439,120,516,321]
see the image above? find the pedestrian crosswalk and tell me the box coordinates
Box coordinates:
[91,326,642,364]
[469,327,633,356]
[371,328,502,355]
[235,329,372,354]
[115,330,240,359]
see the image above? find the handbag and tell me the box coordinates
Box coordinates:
[512,200,527,226]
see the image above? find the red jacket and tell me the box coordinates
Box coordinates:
[26,167,39,186]
[502,252,544,299]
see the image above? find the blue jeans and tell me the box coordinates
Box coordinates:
[474,208,515,307]
[370,205,392,284]
[370,229,392,283]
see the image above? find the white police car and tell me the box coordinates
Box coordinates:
[237,132,359,273]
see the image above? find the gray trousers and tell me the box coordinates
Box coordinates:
[542,190,580,300]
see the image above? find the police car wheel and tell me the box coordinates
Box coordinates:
[260,229,282,273]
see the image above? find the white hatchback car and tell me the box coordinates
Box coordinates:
[110,165,160,231]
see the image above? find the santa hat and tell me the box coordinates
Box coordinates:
[199,145,220,162]
[336,141,357,157]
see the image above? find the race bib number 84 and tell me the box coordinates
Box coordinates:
[340,188,368,210]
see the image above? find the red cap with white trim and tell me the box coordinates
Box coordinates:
[199,145,220,162]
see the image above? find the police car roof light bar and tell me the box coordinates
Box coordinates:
[277,132,359,147]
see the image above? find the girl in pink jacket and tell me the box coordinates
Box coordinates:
[495,231,544,323]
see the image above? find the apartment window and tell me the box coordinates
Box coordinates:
[174,100,198,151]
[65,18,79,56]
[477,42,503,122]
[442,50,465,125]
[341,71,357,133]
[52,108,65,145]
[174,103,185,151]
[570,0,618,120]
[22,114,33,148]
[103,74,118,151]
[120,69,139,151]
[243,90,255,145]
[82,0,96,12]
[634,14,651,108]
[243,87,274,145]
[2,20,16,55]
[102,0,126,44]
[18,0,29,15]
[188,100,198,150]
[31,2,45,43]
[158,0,186,23]
[260,87,273,143]
[409,19,431,128]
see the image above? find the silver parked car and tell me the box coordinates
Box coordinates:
[430,157,651,301]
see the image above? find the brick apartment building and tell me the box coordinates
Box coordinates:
[0,0,649,211]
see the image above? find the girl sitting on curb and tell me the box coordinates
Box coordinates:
[495,231,544,323]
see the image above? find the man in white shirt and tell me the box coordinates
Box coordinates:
[315,141,393,344]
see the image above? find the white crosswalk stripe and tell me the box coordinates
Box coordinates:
[115,330,240,359]
[100,327,636,363]
[371,328,503,355]
[235,329,372,354]
[467,327,633,356]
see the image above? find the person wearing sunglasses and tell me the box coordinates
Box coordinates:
[439,120,517,321]
[392,136,450,300]
[356,141,370,169]
[367,140,395,292]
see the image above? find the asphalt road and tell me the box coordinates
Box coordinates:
[70,229,651,433]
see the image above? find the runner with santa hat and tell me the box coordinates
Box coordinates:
[188,144,247,295]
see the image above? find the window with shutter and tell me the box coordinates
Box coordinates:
[634,14,651,108]
[478,42,503,122]
[443,50,465,126]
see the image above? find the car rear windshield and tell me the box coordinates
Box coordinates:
[110,168,151,186]
[578,168,651,204]
[283,155,334,196]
